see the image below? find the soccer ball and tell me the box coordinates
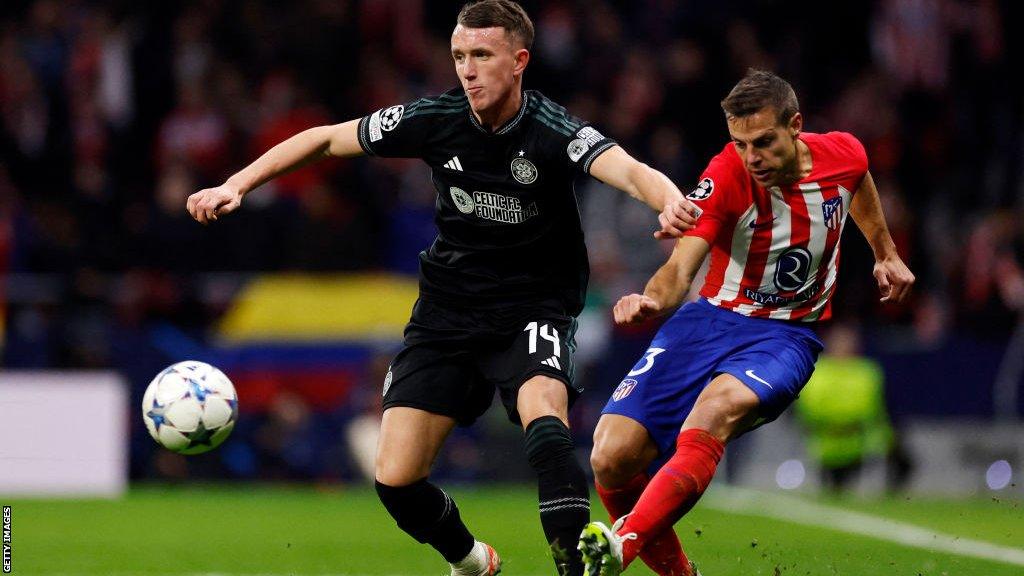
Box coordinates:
[142,361,238,455]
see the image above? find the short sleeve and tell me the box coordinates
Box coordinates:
[683,147,744,244]
[564,124,618,174]
[530,95,617,174]
[834,131,869,176]
[357,100,432,158]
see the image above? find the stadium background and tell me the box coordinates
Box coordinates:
[2,0,1023,500]
[3,1,1024,574]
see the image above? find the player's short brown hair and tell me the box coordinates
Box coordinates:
[457,0,534,50]
[721,69,800,125]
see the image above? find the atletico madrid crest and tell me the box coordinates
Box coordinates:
[612,379,638,402]
[822,196,843,230]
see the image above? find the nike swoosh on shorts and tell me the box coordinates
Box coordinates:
[744,369,774,389]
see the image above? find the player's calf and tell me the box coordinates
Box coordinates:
[524,415,590,576]
[616,429,724,567]
[375,479,476,564]
[596,475,691,576]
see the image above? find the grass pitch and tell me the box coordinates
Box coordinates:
[7,484,1023,575]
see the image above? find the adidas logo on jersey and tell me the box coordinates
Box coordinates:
[541,355,561,369]
[444,156,463,171]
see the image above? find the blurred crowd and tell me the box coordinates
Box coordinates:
[1,0,1023,480]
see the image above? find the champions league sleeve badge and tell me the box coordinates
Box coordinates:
[379,105,404,131]
[686,177,714,201]
[368,104,404,142]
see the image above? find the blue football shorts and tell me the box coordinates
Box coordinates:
[602,298,824,459]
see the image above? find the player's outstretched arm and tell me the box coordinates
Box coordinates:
[849,171,915,303]
[588,145,700,239]
[186,120,363,224]
[613,236,711,325]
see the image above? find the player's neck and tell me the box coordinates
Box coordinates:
[472,88,523,132]
[796,138,813,178]
[780,138,813,185]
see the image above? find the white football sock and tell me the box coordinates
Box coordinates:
[450,540,486,575]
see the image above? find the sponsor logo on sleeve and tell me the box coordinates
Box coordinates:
[686,177,714,201]
[383,369,393,397]
[577,126,605,146]
[567,139,587,162]
[368,109,383,142]
[566,127,606,163]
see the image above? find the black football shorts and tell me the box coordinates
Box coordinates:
[382,297,580,426]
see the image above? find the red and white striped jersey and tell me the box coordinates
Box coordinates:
[684,132,868,322]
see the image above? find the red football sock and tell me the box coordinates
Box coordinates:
[596,474,690,576]
[618,429,724,570]
[595,472,647,521]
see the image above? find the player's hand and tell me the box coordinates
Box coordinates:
[873,255,915,304]
[613,293,664,325]
[654,197,701,239]
[186,183,244,225]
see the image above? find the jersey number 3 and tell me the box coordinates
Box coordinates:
[628,347,666,376]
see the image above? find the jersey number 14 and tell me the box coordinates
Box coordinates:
[524,321,561,357]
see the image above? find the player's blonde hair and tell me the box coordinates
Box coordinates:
[721,69,800,125]
[457,0,534,50]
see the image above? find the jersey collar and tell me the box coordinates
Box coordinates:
[468,91,530,136]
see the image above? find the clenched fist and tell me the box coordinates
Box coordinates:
[613,293,664,325]
[873,255,915,304]
[186,183,244,225]
[654,197,701,239]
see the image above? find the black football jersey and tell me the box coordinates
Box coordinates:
[357,88,617,316]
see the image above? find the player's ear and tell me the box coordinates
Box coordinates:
[789,112,803,137]
[513,48,530,77]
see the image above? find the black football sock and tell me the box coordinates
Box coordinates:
[524,415,589,576]
[375,478,475,563]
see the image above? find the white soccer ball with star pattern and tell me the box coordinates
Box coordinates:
[142,361,238,455]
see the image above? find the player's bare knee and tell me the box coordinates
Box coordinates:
[373,459,400,486]
[518,375,570,428]
[590,439,644,487]
[374,465,420,487]
[588,449,619,486]
[374,452,426,486]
